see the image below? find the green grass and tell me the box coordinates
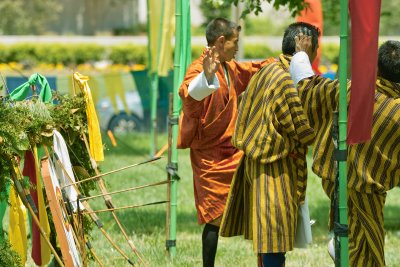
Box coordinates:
[26,132,400,266]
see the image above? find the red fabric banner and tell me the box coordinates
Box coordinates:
[347,0,381,144]
[23,151,42,265]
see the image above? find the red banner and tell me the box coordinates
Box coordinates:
[347,0,381,144]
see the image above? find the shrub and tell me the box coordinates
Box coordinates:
[244,44,280,59]
[109,44,148,65]
[0,240,22,267]
[0,42,282,67]
[321,43,340,65]
[191,45,204,60]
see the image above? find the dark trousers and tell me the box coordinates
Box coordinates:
[202,223,219,267]
[262,252,286,267]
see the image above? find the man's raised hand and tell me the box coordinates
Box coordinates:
[203,46,220,84]
[294,31,313,56]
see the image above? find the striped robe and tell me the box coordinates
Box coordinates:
[220,55,315,254]
[298,76,400,267]
[178,50,274,224]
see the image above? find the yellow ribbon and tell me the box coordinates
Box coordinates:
[8,185,27,265]
[73,72,104,161]
[33,146,51,266]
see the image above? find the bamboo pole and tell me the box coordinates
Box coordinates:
[337,0,349,265]
[167,0,181,258]
[166,0,191,258]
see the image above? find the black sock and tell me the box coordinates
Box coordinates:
[202,223,219,267]
[262,253,286,267]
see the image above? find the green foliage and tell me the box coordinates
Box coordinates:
[2,43,105,66]
[191,45,205,61]
[320,0,340,36]
[71,44,105,65]
[112,23,148,36]
[244,44,279,59]
[34,44,75,65]
[6,43,39,65]
[109,44,148,65]
[379,0,400,35]
[1,42,281,66]
[0,0,62,35]
[50,93,97,195]
[191,43,279,61]
[321,43,339,65]
[244,15,291,35]
[0,99,53,196]
[212,0,307,17]
[0,92,97,198]
[0,240,22,267]
[321,0,400,36]
[200,0,232,26]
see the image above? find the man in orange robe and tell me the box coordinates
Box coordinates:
[177,18,274,266]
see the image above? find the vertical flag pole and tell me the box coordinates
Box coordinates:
[166,0,191,258]
[166,0,182,258]
[147,0,165,156]
[337,0,349,265]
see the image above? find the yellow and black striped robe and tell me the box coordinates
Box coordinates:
[220,55,315,254]
[297,75,400,267]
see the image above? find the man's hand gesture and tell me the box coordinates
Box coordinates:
[294,30,313,56]
[203,46,220,84]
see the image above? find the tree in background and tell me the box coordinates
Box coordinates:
[207,0,307,17]
[0,0,62,35]
[213,0,400,36]
[200,0,232,26]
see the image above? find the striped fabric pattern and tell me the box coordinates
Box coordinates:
[323,179,386,267]
[233,58,315,164]
[347,78,400,193]
[295,74,340,183]
[299,76,400,266]
[221,56,315,253]
[298,76,400,192]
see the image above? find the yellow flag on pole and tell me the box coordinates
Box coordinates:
[8,186,28,265]
[148,0,175,76]
[73,72,104,162]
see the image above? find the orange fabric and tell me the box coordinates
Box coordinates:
[296,0,323,74]
[178,51,274,224]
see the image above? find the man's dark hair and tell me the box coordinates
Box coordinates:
[205,18,241,46]
[378,40,400,83]
[282,22,320,55]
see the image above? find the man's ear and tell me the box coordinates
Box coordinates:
[215,35,225,48]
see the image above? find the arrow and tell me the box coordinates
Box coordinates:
[61,156,162,189]
[82,201,168,214]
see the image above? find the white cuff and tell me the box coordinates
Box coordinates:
[290,51,314,87]
[188,71,220,101]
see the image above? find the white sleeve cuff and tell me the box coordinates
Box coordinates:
[290,51,314,87]
[188,71,220,101]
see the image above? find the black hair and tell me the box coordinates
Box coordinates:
[205,18,241,46]
[378,40,400,83]
[282,22,321,55]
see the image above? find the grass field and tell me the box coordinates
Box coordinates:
[81,132,400,266]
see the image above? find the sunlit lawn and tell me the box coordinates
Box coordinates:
[64,133,400,266]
